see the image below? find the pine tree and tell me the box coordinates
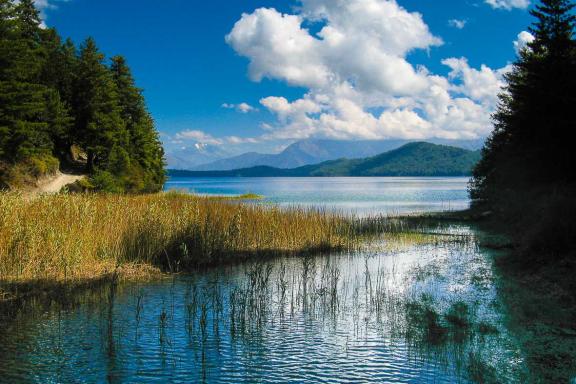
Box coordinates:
[73,38,127,172]
[15,0,41,43]
[39,30,76,157]
[44,88,73,159]
[0,0,52,162]
[471,0,576,211]
[110,55,165,192]
[0,0,15,158]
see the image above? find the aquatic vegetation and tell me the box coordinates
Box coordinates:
[0,191,367,284]
[0,225,534,383]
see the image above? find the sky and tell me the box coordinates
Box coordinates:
[38,0,535,155]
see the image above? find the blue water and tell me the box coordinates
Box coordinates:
[165,177,470,215]
[0,177,528,383]
[0,236,524,383]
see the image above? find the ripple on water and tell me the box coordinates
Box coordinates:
[0,228,526,383]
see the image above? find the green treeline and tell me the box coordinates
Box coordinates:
[471,0,576,260]
[0,0,165,192]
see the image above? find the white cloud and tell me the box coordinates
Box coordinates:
[175,130,223,145]
[222,102,258,113]
[485,0,530,10]
[260,96,321,122]
[224,0,511,142]
[442,57,510,107]
[514,31,535,54]
[225,136,261,144]
[237,102,257,113]
[448,19,467,29]
[225,8,329,88]
[174,130,262,146]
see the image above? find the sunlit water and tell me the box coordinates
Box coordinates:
[164,177,470,216]
[0,229,526,383]
[0,178,529,383]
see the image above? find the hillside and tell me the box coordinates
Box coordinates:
[186,138,485,171]
[169,143,481,178]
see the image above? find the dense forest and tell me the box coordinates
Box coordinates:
[0,0,165,193]
[170,143,481,178]
[471,0,576,262]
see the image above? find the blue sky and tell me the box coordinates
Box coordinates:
[40,0,534,155]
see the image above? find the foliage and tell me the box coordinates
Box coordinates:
[0,0,165,192]
[470,0,576,262]
[471,0,576,208]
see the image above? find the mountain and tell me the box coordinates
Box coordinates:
[165,143,232,170]
[169,142,481,178]
[189,138,485,171]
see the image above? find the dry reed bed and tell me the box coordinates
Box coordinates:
[0,192,360,283]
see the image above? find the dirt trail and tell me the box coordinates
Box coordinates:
[35,171,85,194]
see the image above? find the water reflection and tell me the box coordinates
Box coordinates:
[0,227,526,383]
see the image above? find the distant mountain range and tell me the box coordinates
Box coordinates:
[165,143,232,170]
[169,142,481,178]
[166,138,485,171]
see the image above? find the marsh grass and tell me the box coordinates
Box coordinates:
[0,191,366,285]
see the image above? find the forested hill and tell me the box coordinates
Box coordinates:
[0,0,165,193]
[169,143,481,178]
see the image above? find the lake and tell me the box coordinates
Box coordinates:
[0,177,529,383]
[165,177,471,216]
[0,230,526,383]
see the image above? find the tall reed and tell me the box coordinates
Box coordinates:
[0,192,360,282]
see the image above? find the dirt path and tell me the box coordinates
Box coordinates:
[36,172,85,194]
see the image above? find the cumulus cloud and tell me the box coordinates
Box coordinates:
[224,0,512,142]
[222,102,258,113]
[485,0,530,10]
[514,31,535,54]
[225,8,329,88]
[442,57,511,106]
[448,19,467,29]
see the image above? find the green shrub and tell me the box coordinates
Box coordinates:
[27,154,59,178]
[90,170,124,193]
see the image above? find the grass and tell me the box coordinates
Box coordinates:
[0,191,363,286]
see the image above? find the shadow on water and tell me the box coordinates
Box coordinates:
[0,224,548,383]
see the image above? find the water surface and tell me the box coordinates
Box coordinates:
[0,178,530,383]
[0,229,526,383]
[165,177,470,216]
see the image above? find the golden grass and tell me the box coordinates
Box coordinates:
[0,191,359,283]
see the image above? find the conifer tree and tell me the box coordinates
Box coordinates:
[73,38,127,172]
[15,0,41,43]
[0,0,15,158]
[471,0,576,211]
[0,0,52,162]
[110,56,165,191]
